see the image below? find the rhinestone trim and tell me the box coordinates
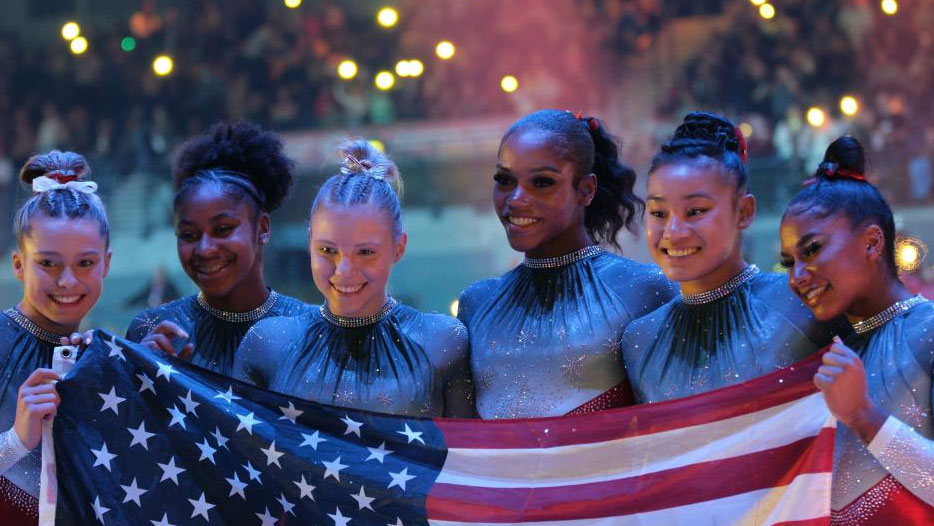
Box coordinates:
[321,298,398,328]
[681,265,761,305]
[3,308,69,345]
[523,246,604,269]
[851,295,926,334]
[196,290,279,323]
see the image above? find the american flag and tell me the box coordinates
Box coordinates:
[49,332,833,525]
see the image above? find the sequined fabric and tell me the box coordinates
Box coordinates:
[125,291,308,376]
[0,311,59,500]
[622,272,841,403]
[459,250,676,419]
[234,303,474,418]
[833,301,934,512]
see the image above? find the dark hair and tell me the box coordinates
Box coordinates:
[309,139,404,239]
[500,109,642,249]
[784,136,897,276]
[14,150,110,248]
[649,111,749,191]
[173,121,294,214]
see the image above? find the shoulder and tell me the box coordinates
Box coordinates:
[409,309,469,367]
[271,293,312,316]
[900,301,934,347]
[456,275,507,324]
[595,252,678,313]
[126,295,197,340]
[622,299,676,343]
[748,271,844,345]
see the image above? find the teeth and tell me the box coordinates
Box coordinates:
[508,216,539,227]
[52,295,81,304]
[665,247,700,258]
[197,262,229,274]
[805,286,827,301]
[333,283,365,294]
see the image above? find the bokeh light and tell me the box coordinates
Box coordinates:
[896,237,927,272]
[377,7,399,28]
[121,37,137,52]
[337,60,358,80]
[368,139,386,153]
[759,3,776,19]
[408,59,424,77]
[806,107,826,127]
[284,0,302,8]
[840,95,859,117]
[70,37,88,55]
[153,55,174,76]
[375,71,395,90]
[435,41,455,60]
[881,0,898,15]
[395,60,412,77]
[501,75,519,93]
[749,0,766,5]
[739,122,754,138]
[449,299,459,317]
[61,22,80,41]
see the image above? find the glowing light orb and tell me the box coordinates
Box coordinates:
[337,60,358,80]
[896,237,927,272]
[759,3,776,19]
[408,59,424,77]
[840,96,859,117]
[739,122,754,138]
[435,41,455,60]
[881,0,898,15]
[61,22,80,41]
[395,60,411,77]
[153,55,174,76]
[449,299,459,317]
[121,37,137,52]
[806,107,826,128]
[368,139,386,153]
[70,37,88,55]
[284,0,302,7]
[377,7,399,28]
[375,71,395,90]
[749,0,766,5]
[501,75,519,93]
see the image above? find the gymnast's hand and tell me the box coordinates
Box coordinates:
[814,336,887,443]
[14,368,61,450]
[60,329,95,348]
[140,321,194,361]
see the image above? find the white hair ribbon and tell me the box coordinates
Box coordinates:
[340,154,388,181]
[31,175,98,194]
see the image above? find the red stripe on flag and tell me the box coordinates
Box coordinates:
[773,518,831,526]
[436,352,825,449]
[426,427,834,522]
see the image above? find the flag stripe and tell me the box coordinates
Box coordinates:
[427,473,831,526]
[435,393,830,488]
[436,353,823,449]
[426,427,834,522]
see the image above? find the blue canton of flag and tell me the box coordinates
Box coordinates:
[52,331,446,526]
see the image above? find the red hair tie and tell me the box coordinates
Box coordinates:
[819,162,866,182]
[43,171,79,184]
[733,126,748,165]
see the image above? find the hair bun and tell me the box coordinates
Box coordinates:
[19,150,91,189]
[337,139,403,197]
[665,112,742,156]
[814,136,867,182]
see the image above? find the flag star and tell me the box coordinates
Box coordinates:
[226,472,247,499]
[322,456,349,482]
[211,426,230,450]
[90,443,117,471]
[242,461,262,482]
[365,442,394,463]
[351,486,375,511]
[300,431,326,450]
[98,387,126,415]
[387,467,415,491]
[277,493,296,516]
[294,474,316,501]
[167,405,187,429]
[341,415,363,437]
[106,336,126,361]
[179,390,200,415]
[150,513,177,526]
[137,373,156,394]
[235,411,261,435]
[214,386,240,403]
[120,477,147,507]
[188,492,215,521]
[328,507,351,526]
[278,400,304,424]
[397,423,424,444]
[195,438,217,464]
[261,440,285,468]
[157,457,185,485]
[155,362,176,381]
[92,496,109,523]
[127,422,156,450]
[388,519,404,526]
[256,507,278,526]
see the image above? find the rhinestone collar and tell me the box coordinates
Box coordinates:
[681,265,761,305]
[321,298,398,328]
[851,295,926,334]
[523,246,604,269]
[196,290,279,323]
[3,308,69,345]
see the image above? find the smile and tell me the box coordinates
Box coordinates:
[663,247,700,258]
[801,285,829,306]
[50,294,83,305]
[332,283,366,294]
[507,216,540,227]
[194,260,231,276]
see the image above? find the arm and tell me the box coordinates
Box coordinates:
[232,320,283,389]
[440,323,477,419]
[0,369,60,475]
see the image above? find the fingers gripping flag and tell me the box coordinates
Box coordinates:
[50,332,834,525]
